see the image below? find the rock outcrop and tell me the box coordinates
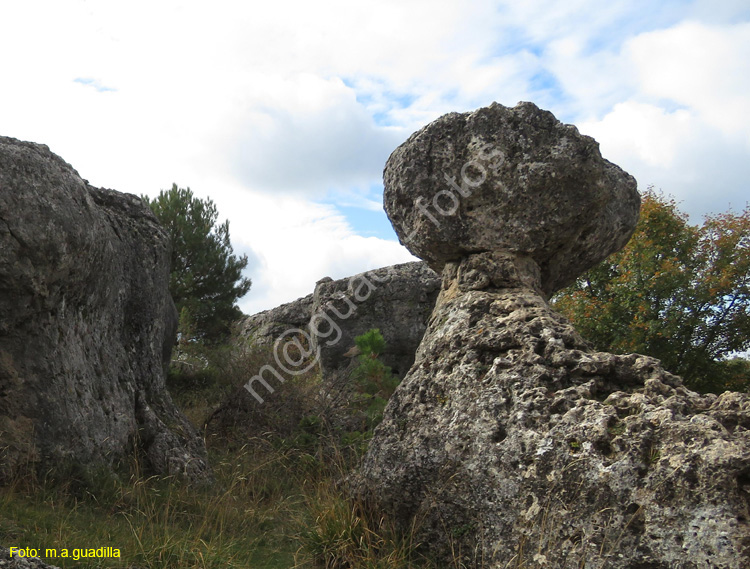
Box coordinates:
[237,292,314,348]
[310,262,440,378]
[0,136,210,484]
[354,102,750,568]
[383,101,639,296]
[238,261,440,379]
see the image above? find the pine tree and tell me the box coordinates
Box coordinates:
[143,184,251,343]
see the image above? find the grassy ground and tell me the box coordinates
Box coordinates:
[0,344,436,569]
[1,441,310,567]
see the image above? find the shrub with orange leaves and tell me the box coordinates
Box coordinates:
[553,188,749,393]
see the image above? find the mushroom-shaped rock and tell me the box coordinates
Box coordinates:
[353,103,750,569]
[384,101,639,295]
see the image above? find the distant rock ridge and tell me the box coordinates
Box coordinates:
[238,292,314,348]
[353,102,750,568]
[238,261,440,379]
[0,136,210,484]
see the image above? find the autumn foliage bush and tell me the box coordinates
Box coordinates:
[554,189,750,393]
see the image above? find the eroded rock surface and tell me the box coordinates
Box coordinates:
[384,101,639,296]
[238,261,440,379]
[310,262,439,378]
[0,136,210,484]
[237,292,314,347]
[354,103,750,568]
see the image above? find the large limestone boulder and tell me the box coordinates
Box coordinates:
[384,101,640,296]
[0,136,210,484]
[354,103,750,568]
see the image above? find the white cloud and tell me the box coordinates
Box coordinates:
[204,187,416,315]
[579,102,750,217]
[1,1,748,313]
[580,102,695,167]
[625,20,750,142]
[226,74,406,195]
[578,20,750,219]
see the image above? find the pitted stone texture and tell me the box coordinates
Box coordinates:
[358,103,748,567]
[0,136,210,484]
[383,101,639,295]
[353,258,750,568]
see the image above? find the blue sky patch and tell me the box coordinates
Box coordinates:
[320,183,399,240]
[73,77,116,92]
[337,204,398,240]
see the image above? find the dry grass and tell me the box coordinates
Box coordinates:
[0,342,440,569]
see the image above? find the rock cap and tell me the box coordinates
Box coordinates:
[383,101,640,295]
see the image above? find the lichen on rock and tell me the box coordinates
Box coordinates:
[354,102,750,568]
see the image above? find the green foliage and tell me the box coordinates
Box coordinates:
[553,189,750,393]
[351,329,401,427]
[143,184,251,343]
[714,357,750,393]
[355,328,387,356]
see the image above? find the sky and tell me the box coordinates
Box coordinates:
[1,0,749,315]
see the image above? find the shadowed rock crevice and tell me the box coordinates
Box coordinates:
[353,102,750,568]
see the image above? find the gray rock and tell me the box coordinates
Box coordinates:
[237,262,440,380]
[0,136,210,484]
[310,261,440,379]
[222,263,439,435]
[354,104,750,568]
[0,548,60,569]
[383,101,640,296]
[356,271,750,567]
[237,292,315,347]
